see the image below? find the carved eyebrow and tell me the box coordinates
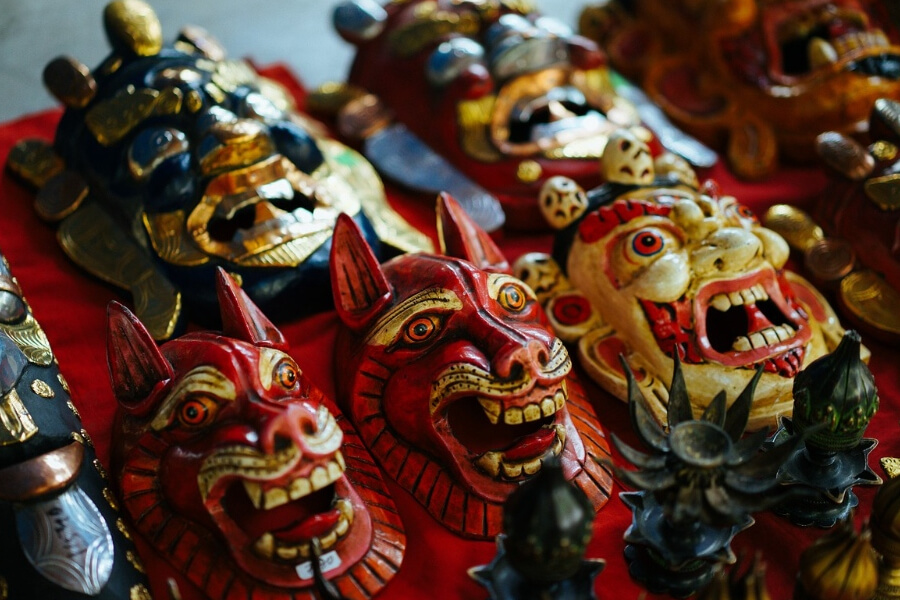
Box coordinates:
[150,365,237,430]
[364,288,462,346]
[258,348,295,391]
[486,273,536,301]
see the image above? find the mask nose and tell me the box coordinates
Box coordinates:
[492,338,552,380]
[260,402,341,457]
[196,108,276,175]
[691,227,764,276]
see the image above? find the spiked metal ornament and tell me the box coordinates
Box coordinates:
[771,330,882,528]
[613,356,802,597]
[468,456,605,600]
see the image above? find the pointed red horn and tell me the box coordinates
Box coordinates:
[329,213,393,332]
[437,192,509,273]
[215,268,288,351]
[107,301,173,417]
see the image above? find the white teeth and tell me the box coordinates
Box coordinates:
[752,284,768,301]
[319,530,338,551]
[504,407,523,425]
[310,466,330,491]
[710,285,769,312]
[710,294,731,312]
[289,476,311,500]
[740,289,755,305]
[541,398,555,417]
[276,545,298,560]
[479,398,501,424]
[264,486,289,510]
[728,291,743,306]
[244,480,264,509]
[730,325,797,352]
[523,404,542,422]
[254,532,274,559]
[473,426,565,479]
[251,499,355,561]
[808,37,839,68]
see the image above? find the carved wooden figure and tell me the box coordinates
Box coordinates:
[108,269,405,599]
[329,193,613,539]
[515,132,853,429]
[580,0,900,179]
[5,0,429,341]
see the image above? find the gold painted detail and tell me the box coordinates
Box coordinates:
[542,135,609,160]
[103,487,119,510]
[6,139,64,189]
[871,140,898,162]
[67,400,81,420]
[186,90,203,113]
[516,160,542,183]
[322,139,433,254]
[763,204,825,253]
[0,312,53,366]
[85,88,160,146]
[59,202,182,341]
[865,173,900,211]
[104,0,163,57]
[58,373,70,392]
[429,338,571,414]
[457,95,503,162]
[94,458,109,479]
[306,81,369,116]
[130,583,152,600]
[212,59,258,95]
[126,550,146,574]
[882,457,900,479]
[116,518,133,540]
[71,431,85,445]
[81,429,94,448]
[30,379,54,399]
[142,211,210,266]
[35,170,90,222]
[0,388,38,446]
[840,270,900,337]
[388,10,479,57]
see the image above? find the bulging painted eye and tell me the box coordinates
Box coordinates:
[127,126,189,181]
[178,395,217,427]
[425,38,485,86]
[630,229,665,257]
[276,360,299,389]
[403,315,440,344]
[498,283,528,312]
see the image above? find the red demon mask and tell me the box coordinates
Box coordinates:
[329,193,613,539]
[108,270,404,599]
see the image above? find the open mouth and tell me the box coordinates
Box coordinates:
[507,87,608,148]
[447,380,568,481]
[694,270,810,375]
[773,7,900,79]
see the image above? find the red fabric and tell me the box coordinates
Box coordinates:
[0,66,896,599]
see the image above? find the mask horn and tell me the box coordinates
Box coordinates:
[215,268,288,351]
[107,301,173,417]
[330,213,393,332]
[437,192,509,273]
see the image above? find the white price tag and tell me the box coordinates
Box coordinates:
[295,550,342,580]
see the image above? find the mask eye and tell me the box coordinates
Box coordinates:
[178,395,218,427]
[276,360,299,389]
[630,229,665,257]
[402,315,440,345]
[498,283,528,312]
[127,126,190,181]
[425,37,485,86]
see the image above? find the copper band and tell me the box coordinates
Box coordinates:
[0,441,84,502]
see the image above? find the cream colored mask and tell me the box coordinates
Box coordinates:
[515,144,854,429]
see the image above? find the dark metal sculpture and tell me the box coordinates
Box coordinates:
[108,269,405,599]
[5,0,430,341]
[0,253,150,599]
[613,356,802,597]
[770,330,881,527]
[468,456,604,600]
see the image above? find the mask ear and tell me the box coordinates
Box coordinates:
[330,213,393,332]
[107,301,173,417]
[215,268,288,351]
[437,192,509,274]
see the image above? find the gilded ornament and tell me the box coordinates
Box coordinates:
[0,388,38,446]
[93,458,108,479]
[104,0,163,57]
[871,140,899,162]
[67,400,81,419]
[116,518,132,540]
[865,173,900,211]
[804,238,856,285]
[34,170,90,222]
[796,519,878,600]
[516,160,541,183]
[764,204,825,253]
[126,550,145,574]
[30,379,54,399]
[43,56,97,109]
[56,373,69,392]
[130,584,153,600]
[882,457,900,480]
[0,312,53,365]
[102,487,119,510]
[5,139,64,189]
[840,270,900,340]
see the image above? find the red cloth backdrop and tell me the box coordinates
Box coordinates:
[0,66,896,599]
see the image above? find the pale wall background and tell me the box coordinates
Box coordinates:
[0,0,582,122]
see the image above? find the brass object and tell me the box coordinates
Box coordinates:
[116,518,132,540]
[57,372,70,392]
[59,202,182,340]
[67,400,81,419]
[457,95,503,162]
[6,139,64,189]
[840,270,900,339]
[126,550,145,574]
[388,7,479,56]
[130,584,153,600]
[763,204,825,253]
[104,0,163,57]
[142,211,210,266]
[882,457,900,480]
[93,458,108,479]
[817,131,876,181]
[0,442,83,501]
[30,379,54,399]
[34,170,90,222]
[0,311,54,366]
[804,238,856,284]
[42,56,97,109]
[85,87,160,146]
[865,173,900,211]
[81,428,94,448]
[516,160,542,184]
[871,140,899,162]
[0,388,38,446]
[796,518,878,600]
